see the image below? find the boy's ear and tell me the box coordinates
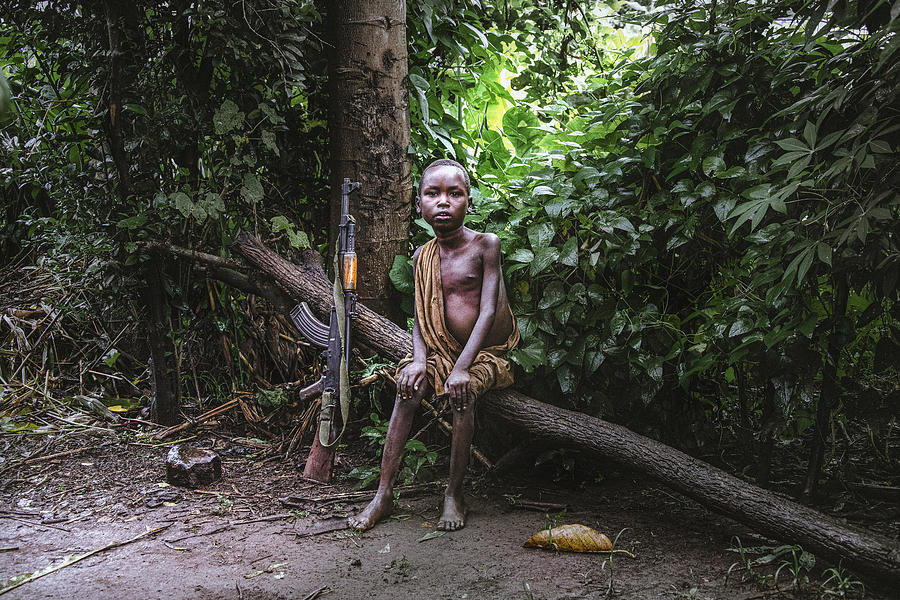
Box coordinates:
[467,199,474,213]
[415,196,422,213]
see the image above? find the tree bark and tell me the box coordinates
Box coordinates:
[231,232,900,586]
[804,274,849,499]
[143,264,180,426]
[103,2,180,425]
[326,0,412,324]
[102,0,132,200]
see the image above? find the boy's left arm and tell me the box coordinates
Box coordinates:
[445,234,503,411]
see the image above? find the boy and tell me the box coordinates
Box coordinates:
[348,159,519,531]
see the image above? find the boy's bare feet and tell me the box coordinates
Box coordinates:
[437,494,467,531]
[348,490,394,531]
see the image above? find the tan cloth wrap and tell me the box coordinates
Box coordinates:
[396,238,520,398]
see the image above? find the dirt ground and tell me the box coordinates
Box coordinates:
[0,430,886,600]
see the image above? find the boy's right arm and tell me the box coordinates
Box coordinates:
[397,248,427,399]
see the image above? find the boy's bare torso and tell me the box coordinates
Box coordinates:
[437,232,514,348]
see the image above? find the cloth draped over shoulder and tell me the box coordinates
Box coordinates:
[396,238,520,398]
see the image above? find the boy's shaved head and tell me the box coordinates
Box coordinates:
[420,158,471,196]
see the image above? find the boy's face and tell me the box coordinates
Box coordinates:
[416,165,472,232]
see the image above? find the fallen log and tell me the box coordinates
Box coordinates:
[231,232,900,585]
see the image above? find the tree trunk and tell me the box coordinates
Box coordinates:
[804,274,850,498]
[102,0,134,200]
[326,0,412,324]
[104,3,180,425]
[144,264,180,426]
[231,232,900,586]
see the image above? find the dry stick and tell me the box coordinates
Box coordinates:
[1,515,70,532]
[509,500,568,512]
[281,481,443,506]
[151,398,239,440]
[0,446,94,477]
[230,513,295,526]
[163,512,295,544]
[293,521,350,539]
[301,585,330,600]
[0,525,170,596]
[165,524,232,544]
[8,305,65,382]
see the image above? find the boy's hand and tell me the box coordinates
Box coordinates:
[397,361,426,400]
[445,369,472,412]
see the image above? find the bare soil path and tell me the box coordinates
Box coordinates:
[0,433,884,599]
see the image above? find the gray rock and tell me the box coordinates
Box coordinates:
[166,445,222,487]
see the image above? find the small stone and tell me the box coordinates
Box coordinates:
[166,445,222,487]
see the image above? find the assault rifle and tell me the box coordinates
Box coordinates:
[290,178,360,483]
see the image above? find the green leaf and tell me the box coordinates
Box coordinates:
[171,192,194,217]
[773,151,808,167]
[610,311,627,336]
[530,247,559,276]
[538,281,565,309]
[261,130,279,156]
[611,217,634,233]
[389,255,414,294]
[240,174,264,203]
[695,181,715,198]
[742,184,771,200]
[702,155,725,176]
[816,242,832,267]
[802,121,817,148]
[214,99,243,135]
[554,302,572,325]
[527,222,555,250]
[509,248,534,263]
[869,140,891,153]
[557,365,576,394]
[269,217,310,250]
[203,192,225,220]
[544,198,576,218]
[787,155,811,179]
[117,213,147,230]
[559,236,578,266]
[509,341,545,372]
[714,197,737,223]
[717,166,746,178]
[461,22,488,48]
[0,71,11,116]
[585,350,605,375]
[123,103,147,116]
[409,73,429,93]
[774,138,808,152]
[573,166,601,187]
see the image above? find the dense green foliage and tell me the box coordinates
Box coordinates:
[2,1,898,488]
[401,0,898,481]
[2,0,329,389]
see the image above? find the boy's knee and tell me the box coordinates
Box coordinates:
[453,399,476,419]
[396,385,427,408]
[395,393,418,409]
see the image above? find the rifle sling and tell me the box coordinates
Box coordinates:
[318,248,351,448]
